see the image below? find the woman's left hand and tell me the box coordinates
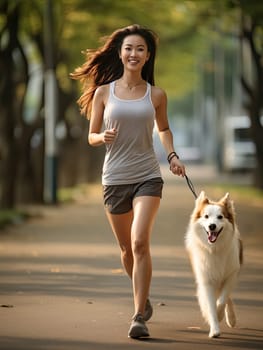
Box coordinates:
[169,157,186,177]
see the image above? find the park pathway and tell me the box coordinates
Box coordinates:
[0,165,262,350]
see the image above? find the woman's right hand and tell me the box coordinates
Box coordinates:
[102,128,117,144]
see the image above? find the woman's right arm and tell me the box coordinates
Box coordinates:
[88,85,117,147]
[88,86,106,146]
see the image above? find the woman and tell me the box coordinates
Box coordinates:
[71,24,185,339]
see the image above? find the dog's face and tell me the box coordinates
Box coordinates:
[191,191,235,245]
[198,203,226,244]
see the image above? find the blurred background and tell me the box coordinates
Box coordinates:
[0,0,262,211]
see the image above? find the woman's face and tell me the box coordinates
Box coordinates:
[119,34,150,72]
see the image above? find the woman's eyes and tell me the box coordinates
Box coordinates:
[124,47,145,52]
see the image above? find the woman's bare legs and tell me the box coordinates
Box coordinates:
[106,196,160,316]
[131,196,160,315]
[106,210,134,278]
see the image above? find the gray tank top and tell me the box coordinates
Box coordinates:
[102,81,162,185]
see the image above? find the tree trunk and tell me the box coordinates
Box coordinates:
[0,4,19,209]
[16,119,45,203]
[241,17,263,190]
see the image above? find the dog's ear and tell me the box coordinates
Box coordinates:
[220,193,236,225]
[196,191,209,204]
[220,192,231,206]
[221,192,230,201]
[192,191,209,220]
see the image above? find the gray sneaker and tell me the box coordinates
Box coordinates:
[128,313,149,338]
[144,298,153,321]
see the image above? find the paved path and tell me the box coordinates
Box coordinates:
[0,165,262,350]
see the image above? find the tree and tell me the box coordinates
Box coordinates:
[238,0,263,189]
[0,1,23,208]
[0,0,204,207]
[0,0,47,208]
[180,0,263,188]
[2,0,261,210]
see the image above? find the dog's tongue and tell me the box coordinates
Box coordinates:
[208,232,218,243]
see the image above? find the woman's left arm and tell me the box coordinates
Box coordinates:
[153,87,186,177]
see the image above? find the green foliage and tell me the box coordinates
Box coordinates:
[208,183,263,206]
[59,0,213,98]
[1,0,261,100]
[0,210,30,230]
[0,0,224,100]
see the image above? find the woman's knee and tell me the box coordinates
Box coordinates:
[119,244,133,259]
[132,238,149,257]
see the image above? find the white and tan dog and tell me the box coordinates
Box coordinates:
[185,191,243,338]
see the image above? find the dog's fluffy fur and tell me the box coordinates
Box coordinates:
[185,191,243,338]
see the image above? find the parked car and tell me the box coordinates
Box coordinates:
[222,116,256,172]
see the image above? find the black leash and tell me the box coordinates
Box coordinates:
[167,152,198,199]
[185,174,198,199]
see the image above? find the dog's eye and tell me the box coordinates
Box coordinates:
[204,215,209,219]
[217,215,223,219]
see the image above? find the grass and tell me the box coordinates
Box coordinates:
[59,181,263,206]
[0,183,99,230]
[0,209,30,230]
[207,183,263,206]
[58,184,91,203]
[2,182,262,230]
[58,183,102,203]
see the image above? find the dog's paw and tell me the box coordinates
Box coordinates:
[209,323,221,338]
[209,329,221,338]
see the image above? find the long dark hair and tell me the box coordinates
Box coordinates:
[70,24,158,118]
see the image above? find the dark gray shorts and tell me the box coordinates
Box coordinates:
[103,177,164,214]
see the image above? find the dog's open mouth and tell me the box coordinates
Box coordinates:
[206,228,223,243]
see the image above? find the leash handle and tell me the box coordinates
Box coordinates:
[185,175,198,199]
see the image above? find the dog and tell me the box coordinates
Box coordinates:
[185,191,243,338]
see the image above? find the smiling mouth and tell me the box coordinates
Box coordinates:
[206,227,223,243]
